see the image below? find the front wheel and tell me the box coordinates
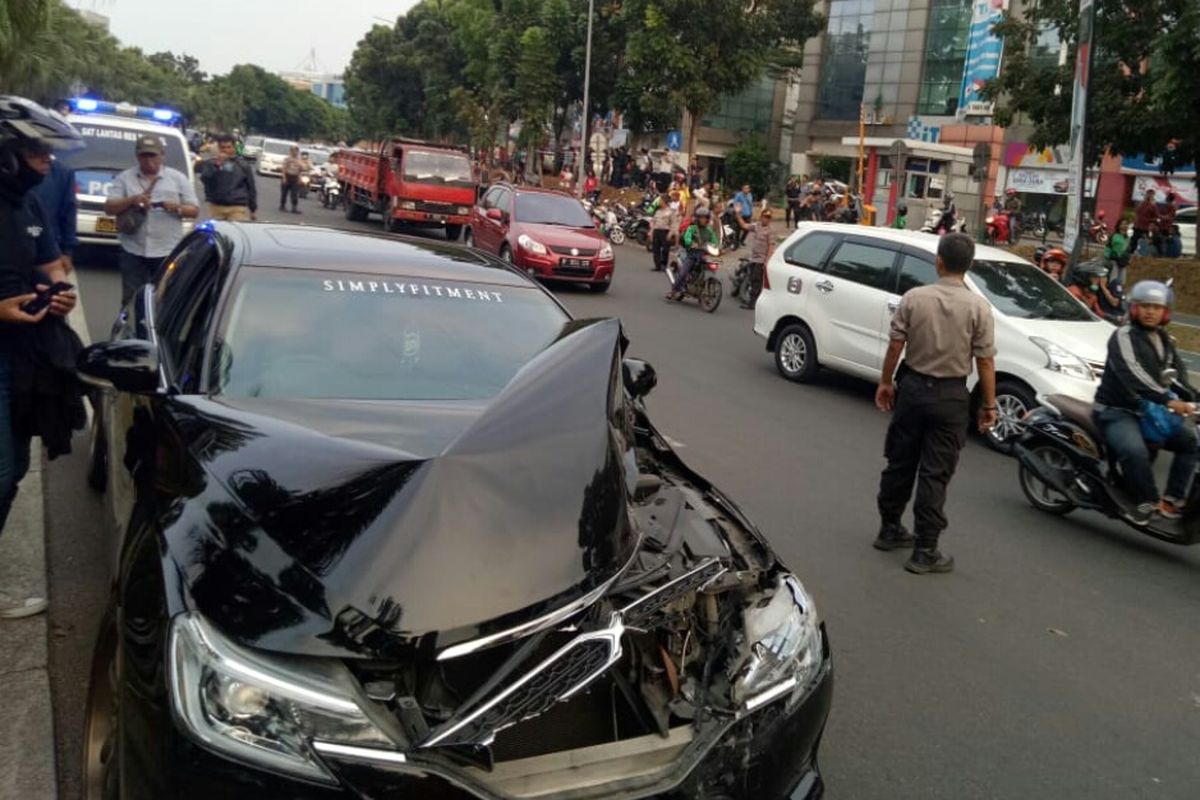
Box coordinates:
[699,277,722,312]
[609,227,626,245]
[986,379,1037,452]
[82,608,119,800]
[1018,446,1077,515]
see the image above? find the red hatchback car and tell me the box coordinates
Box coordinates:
[465,183,615,292]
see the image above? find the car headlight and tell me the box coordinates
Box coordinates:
[598,243,614,260]
[398,200,416,211]
[518,233,548,255]
[732,574,822,709]
[456,206,470,215]
[169,612,395,784]
[1030,336,1094,382]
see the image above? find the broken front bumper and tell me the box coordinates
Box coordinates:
[162,628,832,800]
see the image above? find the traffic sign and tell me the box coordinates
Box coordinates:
[666,130,683,151]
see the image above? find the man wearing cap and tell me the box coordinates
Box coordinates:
[104,133,199,305]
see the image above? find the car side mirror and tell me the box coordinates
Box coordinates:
[486,208,504,222]
[622,358,657,399]
[77,339,160,394]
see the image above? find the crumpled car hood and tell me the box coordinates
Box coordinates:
[161,318,638,658]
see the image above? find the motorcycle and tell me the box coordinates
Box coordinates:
[1083,211,1110,245]
[1014,377,1200,546]
[665,243,724,312]
[984,210,1011,245]
[719,207,741,250]
[729,256,755,305]
[320,174,341,209]
[920,208,968,235]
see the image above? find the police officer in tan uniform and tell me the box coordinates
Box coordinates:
[873,234,998,574]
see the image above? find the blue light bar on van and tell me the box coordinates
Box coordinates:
[69,98,181,125]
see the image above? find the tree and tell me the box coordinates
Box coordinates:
[724,137,774,196]
[615,0,824,152]
[986,0,1199,185]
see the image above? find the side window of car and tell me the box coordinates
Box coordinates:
[825,241,898,291]
[783,232,837,270]
[481,186,502,209]
[495,188,511,216]
[897,254,939,295]
[155,236,222,392]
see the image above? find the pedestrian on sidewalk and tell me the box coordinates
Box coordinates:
[733,184,754,246]
[873,233,997,574]
[104,134,199,305]
[280,145,304,213]
[0,98,86,617]
[199,134,257,221]
[784,177,802,228]
[29,143,78,275]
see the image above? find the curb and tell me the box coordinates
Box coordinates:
[0,283,90,800]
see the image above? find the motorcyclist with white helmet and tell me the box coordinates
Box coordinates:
[936,192,958,234]
[1093,280,1198,525]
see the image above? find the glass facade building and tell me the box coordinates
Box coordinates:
[702,77,776,133]
[818,0,875,120]
[917,0,972,116]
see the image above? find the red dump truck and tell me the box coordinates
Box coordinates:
[338,138,477,240]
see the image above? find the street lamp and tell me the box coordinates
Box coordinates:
[577,0,594,198]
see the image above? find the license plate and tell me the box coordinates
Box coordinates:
[429,213,445,222]
[96,217,118,234]
[561,258,591,268]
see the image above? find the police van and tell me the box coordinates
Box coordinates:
[59,99,196,245]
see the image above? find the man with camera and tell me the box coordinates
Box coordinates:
[104,134,198,305]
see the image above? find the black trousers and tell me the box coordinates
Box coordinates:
[280,178,299,210]
[785,201,800,228]
[877,373,969,548]
[742,261,764,306]
[651,229,672,270]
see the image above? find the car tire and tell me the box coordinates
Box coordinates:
[86,411,107,493]
[699,277,722,312]
[82,606,119,800]
[500,244,513,264]
[445,224,463,242]
[463,228,475,248]
[774,323,818,382]
[609,227,626,245]
[345,191,367,222]
[985,379,1037,452]
[589,281,611,293]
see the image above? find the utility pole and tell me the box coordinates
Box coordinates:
[577,0,595,199]
[1062,0,1097,263]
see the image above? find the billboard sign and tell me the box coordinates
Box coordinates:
[958,0,1008,116]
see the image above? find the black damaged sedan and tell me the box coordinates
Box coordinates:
[80,222,832,799]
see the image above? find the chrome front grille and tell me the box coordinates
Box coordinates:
[422,619,624,748]
[420,558,725,750]
[550,245,598,257]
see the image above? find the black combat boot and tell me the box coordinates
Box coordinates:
[873,521,915,551]
[905,545,955,574]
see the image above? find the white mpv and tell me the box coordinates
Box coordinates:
[753,224,1113,448]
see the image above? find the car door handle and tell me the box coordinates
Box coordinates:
[815,280,834,293]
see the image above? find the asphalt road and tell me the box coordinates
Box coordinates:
[46,174,1200,799]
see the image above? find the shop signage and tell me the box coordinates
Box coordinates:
[1008,167,1096,196]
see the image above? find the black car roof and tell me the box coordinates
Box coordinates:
[216,222,536,287]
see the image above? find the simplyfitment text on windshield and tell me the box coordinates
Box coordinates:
[322,279,506,302]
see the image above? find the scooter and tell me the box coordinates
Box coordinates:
[719,207,741,250]
[984,210,1011,245]
[320,174,341,209]
[920,208,967,235]
[665,243,724,312]
[1083,211,1110,245]
[1014,375,1200,545]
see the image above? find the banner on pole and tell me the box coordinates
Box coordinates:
[958,0,1008,117]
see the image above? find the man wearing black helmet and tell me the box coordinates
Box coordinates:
[0,96,82,617]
